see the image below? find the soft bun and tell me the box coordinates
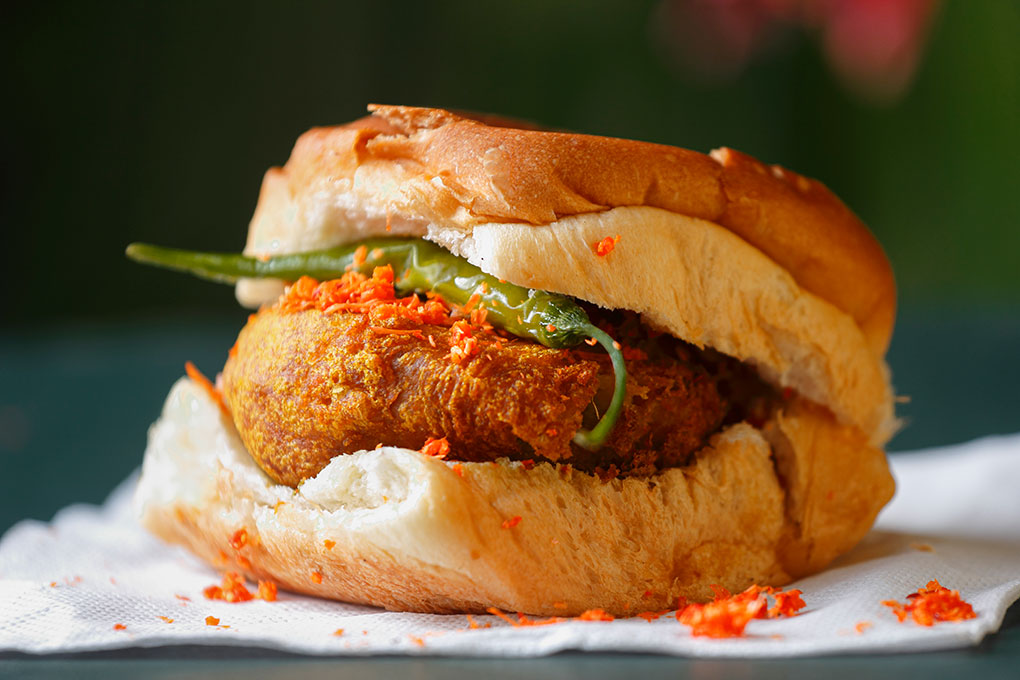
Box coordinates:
[137,378,893,616]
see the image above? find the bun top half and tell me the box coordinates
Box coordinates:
[238,105,897,445]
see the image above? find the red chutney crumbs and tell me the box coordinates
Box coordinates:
[278,268,491,364]
[678,597,764,638]
[882,580,976,626]
[257,581,278,602]
[593,235,621,257]
[419,436,450,459]
[465,614,492,629]
[768,588,806,619]
[229,528,248,550]
[485,608,565,627]
[676,585,806,638]
[203,572,278,603]
[204,572,253,603]
[448,320,479,364]
[577,609,615,622]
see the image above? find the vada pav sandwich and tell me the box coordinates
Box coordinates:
[129,105,897,616]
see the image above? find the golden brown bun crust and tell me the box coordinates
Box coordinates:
[136,379,893,616]
[274,105,894,354]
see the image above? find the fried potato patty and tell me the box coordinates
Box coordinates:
[223,307,727,486]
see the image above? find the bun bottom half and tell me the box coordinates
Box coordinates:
[135,378,893,617]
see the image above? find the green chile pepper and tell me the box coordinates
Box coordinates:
[126,238,626,449]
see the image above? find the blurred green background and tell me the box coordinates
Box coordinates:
[1,0,1018,532]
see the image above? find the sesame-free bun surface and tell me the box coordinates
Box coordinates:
[240,105,895,355]
[136,378,893,616]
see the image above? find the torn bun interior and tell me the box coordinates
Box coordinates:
[129,105,897,616]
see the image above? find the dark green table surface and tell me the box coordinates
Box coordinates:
[1,306,1018,676]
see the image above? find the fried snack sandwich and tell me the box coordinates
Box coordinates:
[131,105,897,616]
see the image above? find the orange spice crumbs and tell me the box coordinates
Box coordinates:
[112,623,127,631]
[352,244,368,267]
[310,570,324,585]
[229,528,248,550]
[911,543,935,552]
[882,580,976,626]
[236,555,252,570]
[204,572,254,603]
[452,463,464,477]
[767,589,806,619]
[333,628,345,636]
[409,635,426,647]
[203,572,278,603]
[678,596,763,638]
[501,515,522,529]
[578,609,615,622]
[158,616,174,624]
[469,585,805,636]
[184,361,229,416]
[205,616,220,626]
[448,320,479,364]
[257,581,278,602]
[469,305,489,327]
[462,292,482,313]
[593,235,621,257]
[175,594,191,602]
[323,539,336,550]
[420,436,450,459]
[280,267,430,319]
[855,621,873,634]
[675,585,805,638]
[485,607,565,627]
[277,267,496,366]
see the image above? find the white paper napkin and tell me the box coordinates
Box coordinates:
[1,435,1018,657]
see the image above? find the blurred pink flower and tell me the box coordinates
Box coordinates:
[655,0,940,103]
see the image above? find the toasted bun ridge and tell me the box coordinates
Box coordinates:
[136,379,893,616]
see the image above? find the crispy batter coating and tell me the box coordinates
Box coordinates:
[223,307,729,486]
[574,354,728,478]
[223,308,598,486]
